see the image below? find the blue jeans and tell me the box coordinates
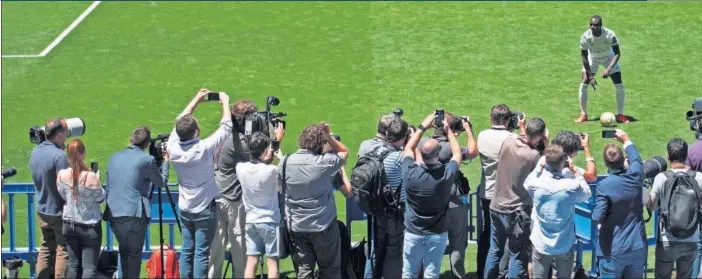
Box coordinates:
[484,210,531,279]
[179,201,217,279]
[694,240,702,278]
[402,231,448,279]
[597,247,647,279]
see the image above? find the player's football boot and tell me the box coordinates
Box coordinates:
[574,114,588,123]
[616,114,630,124]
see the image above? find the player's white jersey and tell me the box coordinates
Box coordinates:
[580,27,618,61]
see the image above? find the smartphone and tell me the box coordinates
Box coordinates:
[602,130,617,139]
[90,161,99,173]
[207,92,220,101]
[435,109,445,127]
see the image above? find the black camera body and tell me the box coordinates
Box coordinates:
[509,112,525,130]
[245,95,287,138]
[29,126,46,144]
[1,167,17,179]
[451,116,472,132]
[686,98,702,139]
[392,108,404,118]
[149,134,169,165]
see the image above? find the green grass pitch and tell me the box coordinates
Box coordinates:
[2,1,702,278]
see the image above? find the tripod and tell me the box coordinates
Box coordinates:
[148,182,182,279]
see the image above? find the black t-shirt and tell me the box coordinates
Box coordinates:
[402,156,459,235]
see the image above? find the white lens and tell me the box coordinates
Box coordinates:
[64,117,86,137]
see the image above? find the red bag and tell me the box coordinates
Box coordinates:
[146,244,180,279]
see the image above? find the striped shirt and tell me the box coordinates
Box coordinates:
[383,151,404,202]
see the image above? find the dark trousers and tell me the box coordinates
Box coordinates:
[62,222,102,279]
[290,222,341,279]
[447,205,468,279]
[109,217,148,279]
[371,213,405,279]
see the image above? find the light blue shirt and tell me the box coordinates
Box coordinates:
[524,167,591,255]
[167,113,233,213]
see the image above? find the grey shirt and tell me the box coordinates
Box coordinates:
[279,149,345,232]
[30,141,69,216]
[477,128,517,199]
[420,136,470,208]
[358,137,386,158]
[215,132,250,201]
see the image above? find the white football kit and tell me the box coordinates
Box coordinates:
[580,27,621,74]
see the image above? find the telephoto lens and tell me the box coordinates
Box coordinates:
[1,167,17,179]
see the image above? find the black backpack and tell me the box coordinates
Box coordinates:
[660,170,702,239]
[351,145,394,215]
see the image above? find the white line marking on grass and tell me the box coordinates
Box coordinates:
[1,1,101,58]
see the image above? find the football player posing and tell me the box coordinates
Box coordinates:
[575,15,629,124]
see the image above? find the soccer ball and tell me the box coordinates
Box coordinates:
[600,112,616,127]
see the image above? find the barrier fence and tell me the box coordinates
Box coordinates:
[2,177,658,278]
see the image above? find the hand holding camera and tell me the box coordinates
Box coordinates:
[196,88,211,102]
[578,133,590,151]
[614,129,629,144]
[274,122,285,142]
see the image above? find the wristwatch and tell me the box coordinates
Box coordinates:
[417,124,427,132]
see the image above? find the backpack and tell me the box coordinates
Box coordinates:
[351,145,394,215]
[146,244,180,279]
[660,170,702,239]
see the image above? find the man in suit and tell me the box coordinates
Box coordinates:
[106,126,169,279]
[592,129,647,278]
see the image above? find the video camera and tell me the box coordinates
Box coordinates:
[686,98,702,139]
[392,108,404,118]
[149,134,169,165]
[508,112,525,130]
[1,167,17,179]
[29,117,86,144]
[245,95,287,138]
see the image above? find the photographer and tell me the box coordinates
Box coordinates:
[476,104,524,278]
[209,99,259,279]
[57,139,105,279]
[29,118,70,279]
[365,117,409,279]
[649,138,702,279]
[419,112,477,279]
[401,112,461,279]
[279,122,349,279]
[358,114,395,158]
[236,130,284,279]
[550,131,597,183]
[524,144,591,279]
[592,130,647,278]
[166,89,233,278]
[105,126,169,279]
[485,117,547,279]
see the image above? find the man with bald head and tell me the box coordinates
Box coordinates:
[30,118,70,279]
[400,112,463,279]
[419,112,477,279]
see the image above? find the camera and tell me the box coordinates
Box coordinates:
[392,108,404,118]
[149,134,169,165]
[451,116,472,132]
[509,112,525,130]
[246,95,288,138]
[643,156,668,179]
[1,167,17,179]
[686,98,702,139]
[29,117,86,144]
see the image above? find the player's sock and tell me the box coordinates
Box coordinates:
[615,83,625,114]
[579,83,589,115]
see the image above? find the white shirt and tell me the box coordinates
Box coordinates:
[167,113,233,213]
[477,128,517,199]
[650,168,702,242]
[580,27,619,60]
[237,162,280,224]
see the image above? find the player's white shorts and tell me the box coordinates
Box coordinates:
[582,56,621,74]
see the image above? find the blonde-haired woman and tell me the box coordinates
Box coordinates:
[57,139,105,278]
